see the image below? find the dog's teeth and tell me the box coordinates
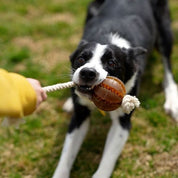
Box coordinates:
[86,87,91,90]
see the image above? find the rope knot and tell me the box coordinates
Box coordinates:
[121,95,140,114]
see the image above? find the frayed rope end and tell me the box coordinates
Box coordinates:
[121,95,140,114]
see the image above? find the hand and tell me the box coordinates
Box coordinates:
[27,78,47,108]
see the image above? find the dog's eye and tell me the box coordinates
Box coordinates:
[74,58,86,68]
[78,58,85,65]
[108,60,117,68]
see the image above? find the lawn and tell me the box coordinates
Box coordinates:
[0,0,177,178]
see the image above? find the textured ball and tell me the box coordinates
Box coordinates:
[92,76,126,111]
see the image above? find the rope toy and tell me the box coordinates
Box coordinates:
[2,77,140,128]
[43,81,75,92]
[42,77,140,114]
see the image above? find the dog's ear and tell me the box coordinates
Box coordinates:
[126,47,147,58]
[122,47,147,56]
[122,46,147,66]
[130,47,147,57]
[78,40,88,47]
[122,47,147,74]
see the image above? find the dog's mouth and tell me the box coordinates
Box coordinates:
[76,84,94,96]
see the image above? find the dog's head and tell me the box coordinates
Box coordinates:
[70,40,146,98]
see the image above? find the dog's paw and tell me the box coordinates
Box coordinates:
[164,84,178,122]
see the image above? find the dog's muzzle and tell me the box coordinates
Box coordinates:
[76,67,98,95]
[80,67,98,83]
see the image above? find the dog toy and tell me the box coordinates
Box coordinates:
[2,77,139,128]
[43,76,140,114]
[92,76,126,111]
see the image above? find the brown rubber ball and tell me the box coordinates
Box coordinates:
[92,76,126,111]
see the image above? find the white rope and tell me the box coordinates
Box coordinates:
[1,81,75,127]
[2,82,140,128]
[121,95,140,114]
[43,81,75,92]
[42,81,140,114]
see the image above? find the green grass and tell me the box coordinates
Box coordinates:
[0,0,178,177]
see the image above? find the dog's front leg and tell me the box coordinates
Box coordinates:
[92,109,131,178]
[53,102,90,178]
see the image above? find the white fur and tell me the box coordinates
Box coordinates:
[109,33,138,94]
[124,72,137,93]
[60,34,138,178]
[52,119,90,178]
[63,97,74,113]
[163,58,178,121]
[72,44,108,86]
[73,44,108,109]
[93,110,129,178]
[105,108,125,149]
[109,33,131,49]
[75,90,96,110]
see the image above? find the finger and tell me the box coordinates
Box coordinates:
[41,90,47,101]
[36,97,43,108]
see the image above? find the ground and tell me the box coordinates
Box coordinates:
[0,0,177,177]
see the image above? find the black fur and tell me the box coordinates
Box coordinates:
[69,0,173,132]
[59,1,174,177]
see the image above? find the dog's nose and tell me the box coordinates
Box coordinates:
[80,67,97,82]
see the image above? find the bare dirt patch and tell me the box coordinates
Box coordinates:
[26,6,42,19]
[42,13,75,25]
[172,21,178,30]
[33,49,70,71]
[153,145,178,175]
[13,36,52,54]
[68,33,81,46]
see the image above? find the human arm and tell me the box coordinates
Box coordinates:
[0,69,46,118]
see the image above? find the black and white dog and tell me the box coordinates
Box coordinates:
[53,0,178,177]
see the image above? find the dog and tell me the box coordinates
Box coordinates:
[53,0,178,177]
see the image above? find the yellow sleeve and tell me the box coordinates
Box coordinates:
[0,69,37,118]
